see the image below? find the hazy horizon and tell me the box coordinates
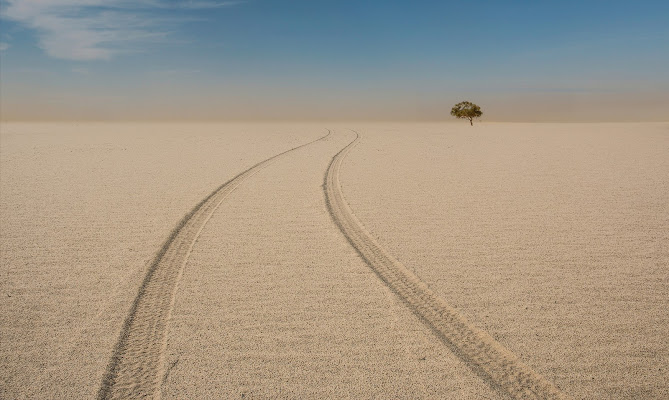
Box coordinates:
[1,0,668,122]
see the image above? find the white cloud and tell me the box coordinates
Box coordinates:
[0,42,9,51]
[179,1,243,9]
[0,0,239,61]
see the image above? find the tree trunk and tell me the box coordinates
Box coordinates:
[469,118,473,126]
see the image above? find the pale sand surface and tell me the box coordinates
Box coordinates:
[340,123,669,399]
[162,130,498,399]
[0,123,324,398]
[1,122,667,398]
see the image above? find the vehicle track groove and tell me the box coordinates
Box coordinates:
[97,130,330,400]
[324,130,569,400]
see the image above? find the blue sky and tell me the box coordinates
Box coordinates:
[1,0,668,121]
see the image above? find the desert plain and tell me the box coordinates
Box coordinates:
[0,122,667,399]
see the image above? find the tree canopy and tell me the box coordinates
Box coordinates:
[451,101,483,126]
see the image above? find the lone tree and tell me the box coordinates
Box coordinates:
[451,101,482,126]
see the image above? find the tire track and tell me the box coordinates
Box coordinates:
[98,130,331,400]
[324,131,569,400]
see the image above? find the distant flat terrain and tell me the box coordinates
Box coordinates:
[1,122,667,399]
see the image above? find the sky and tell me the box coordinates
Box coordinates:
[1,0,668,121]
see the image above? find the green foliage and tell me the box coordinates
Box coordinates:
[451,101,483,125]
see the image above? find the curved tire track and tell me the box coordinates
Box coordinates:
[98,130,331,400]
[324,131,569,400]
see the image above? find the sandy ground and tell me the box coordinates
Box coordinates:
[1,122,667,399]
[0,123,324,399]
[341,123,669,399]
[162,130,496,399]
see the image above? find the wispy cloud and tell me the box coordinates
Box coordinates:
[71,67,90,74]
[179,1,243,9]
[0,0,240,61]
[0,42,9,51]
